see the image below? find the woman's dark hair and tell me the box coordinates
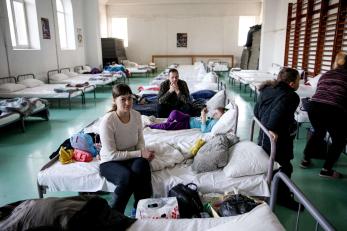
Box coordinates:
[259,67,299,90]
[333,51,347,69]
[109,83,133,112]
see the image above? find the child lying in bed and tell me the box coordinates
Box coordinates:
[148,107,225,133]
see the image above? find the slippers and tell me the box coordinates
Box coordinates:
[319,169,343,179]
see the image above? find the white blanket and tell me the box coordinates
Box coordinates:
[127,203,284,231]
[147,142,185,171]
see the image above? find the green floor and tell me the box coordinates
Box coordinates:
[0,72,346,230]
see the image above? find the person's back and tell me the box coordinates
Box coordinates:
[311,68,347,113]
[254,67,302,211]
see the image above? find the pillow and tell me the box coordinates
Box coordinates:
[307,74,321,88]
[211,107,237,135]
[0,83,26,92]
[50,73,69,82]
[83,65,91,72]
[206,203,285,231]
[189,138,206,156]
[223,141,280,178]
[206,90,226,115]
[202,72,218,83]
[65,71,79,77]
[192,134,239,173]
[18,78,44,88]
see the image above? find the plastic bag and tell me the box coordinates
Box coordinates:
[136,197,179,219]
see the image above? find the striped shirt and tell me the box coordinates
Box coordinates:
[312,68,347,113]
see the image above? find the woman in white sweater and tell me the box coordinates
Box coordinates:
[99,84,155,213]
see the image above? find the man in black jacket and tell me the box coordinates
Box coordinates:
[254,67,302,211]
[157,68,191,118]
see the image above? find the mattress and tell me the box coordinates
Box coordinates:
[0,112,20,126]
[37,159,115,192]
[152,163,269,197]
[128,67,149,73]
[0,84,83,99]
[127,203,284,231]
[51,74,115,86]
[38,118,270,197]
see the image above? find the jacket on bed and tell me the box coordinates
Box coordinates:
[0,196,135,231]
[254,81,299,162]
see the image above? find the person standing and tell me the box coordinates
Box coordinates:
[254,67,301,211]
[301,51,347,179]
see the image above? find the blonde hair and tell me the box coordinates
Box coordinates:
[333,51,347,69]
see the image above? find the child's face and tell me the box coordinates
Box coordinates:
[212,109,223,119]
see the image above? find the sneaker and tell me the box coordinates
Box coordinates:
[319,169,343,179]
[299,159,311,169]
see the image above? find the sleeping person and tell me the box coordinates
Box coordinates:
[148,107,225,133]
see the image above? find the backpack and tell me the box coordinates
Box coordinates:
[168,183,204,218]
[70,132,98,157]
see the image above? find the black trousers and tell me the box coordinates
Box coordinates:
[157,103,191,118]
[100,158,152,213]
[304,102,347,170]
[260,132,294,201]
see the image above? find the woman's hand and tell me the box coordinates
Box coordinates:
[141,149,155,161]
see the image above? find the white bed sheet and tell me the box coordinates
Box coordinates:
[37,159,115,192]
[152,163,269,197]
[38,124,269,197]
[51,74,116,86]
[0,84,83,99]
[127,203,284,231]
[0,112,20,126]
[128,67,150,74]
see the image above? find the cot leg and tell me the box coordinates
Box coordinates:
[20,118,25,132]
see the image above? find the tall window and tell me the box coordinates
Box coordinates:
[111,18,128,47]
[238,16,256,47]
[6,0,39,49]
[56,0,75,50]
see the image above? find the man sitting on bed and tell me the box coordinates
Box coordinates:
[157,68,191,118]
[148,107,224,133]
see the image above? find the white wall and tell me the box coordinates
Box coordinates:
[106,2,261,68]
[0,0,97,80]
[259,0,288,71]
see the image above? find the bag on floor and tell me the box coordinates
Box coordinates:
[136,197,179,219]
[168,183,204,218]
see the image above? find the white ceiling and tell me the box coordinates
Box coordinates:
[104,0,263,6]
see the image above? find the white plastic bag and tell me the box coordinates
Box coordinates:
[136,197,180,219]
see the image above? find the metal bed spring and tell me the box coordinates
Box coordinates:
[270,172,335,231]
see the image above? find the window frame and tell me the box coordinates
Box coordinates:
[56,0,76,50]
[7,0,30,49]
